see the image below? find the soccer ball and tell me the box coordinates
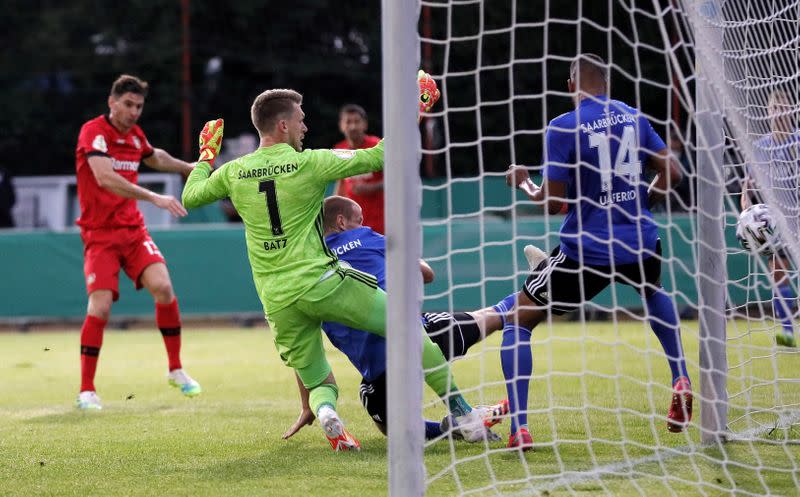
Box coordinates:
[736,203,781,256]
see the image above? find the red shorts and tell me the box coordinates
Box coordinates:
[81,227,166,301]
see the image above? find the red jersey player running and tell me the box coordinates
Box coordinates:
[74,74,201,410]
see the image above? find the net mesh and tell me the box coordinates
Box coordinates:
[413,0,800,494]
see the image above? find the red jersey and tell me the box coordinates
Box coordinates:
[75,115,154,229]
[334,134,384,234]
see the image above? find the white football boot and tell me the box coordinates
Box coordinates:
[76,391,102,410]
[524,244,548,271]
[167,369,202,397]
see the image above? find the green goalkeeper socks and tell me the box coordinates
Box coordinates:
[421,331,472,417]
[310,383,339,418]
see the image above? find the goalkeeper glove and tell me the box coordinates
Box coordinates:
[418,70,441,115]
[198,118,224,167]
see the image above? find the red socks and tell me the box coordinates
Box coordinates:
[156,298,182,371]
[80,315,106,392]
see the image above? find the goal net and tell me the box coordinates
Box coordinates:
[387,0,800,494]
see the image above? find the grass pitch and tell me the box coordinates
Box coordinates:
[1,321,798,496]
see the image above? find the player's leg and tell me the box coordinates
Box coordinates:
[127,230,201,396]
[617,240,692,432]
[268,306,359,451]
[302,267,488,441]
[78,290,114,410]
[77,231,121,410]
[358,372,443,439]
[505,247,609,449]
[770,254,796,347]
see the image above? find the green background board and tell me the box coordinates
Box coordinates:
[0,215,763,319]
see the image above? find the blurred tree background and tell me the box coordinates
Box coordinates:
[0,0,681,178]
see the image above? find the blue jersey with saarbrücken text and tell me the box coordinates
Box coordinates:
[545,95,667,266]
[322,227,387,382]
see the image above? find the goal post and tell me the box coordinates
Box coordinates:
[382,0,425,495]
[689,0,729,446]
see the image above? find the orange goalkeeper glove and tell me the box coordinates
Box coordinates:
[418,70,441,116]
[198,118,224,167]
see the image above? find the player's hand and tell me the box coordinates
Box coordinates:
[282,407,315,439]
[506,164,531,188]
[198,118,224,167]
[152,193,188,218]
[418,70,441,118]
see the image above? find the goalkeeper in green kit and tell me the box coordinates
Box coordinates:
[182,77,489,451]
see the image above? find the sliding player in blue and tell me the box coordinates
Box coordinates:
[503,54,692,450]
[282,195,515,442]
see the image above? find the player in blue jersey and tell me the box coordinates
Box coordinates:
[281,196,514,442]
[741,89,799,348]
[502,54,692,448]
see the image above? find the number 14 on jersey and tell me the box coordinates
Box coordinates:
[589,125,642,192]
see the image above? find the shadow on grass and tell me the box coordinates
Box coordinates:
[193,443,389,483]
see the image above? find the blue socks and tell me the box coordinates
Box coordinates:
[774,283,796,335]
[646,289,689,384]
[500,323,532,434]
[425,419,443,439]
[492,292,518,329]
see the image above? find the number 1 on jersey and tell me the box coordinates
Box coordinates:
[259,180,284,236]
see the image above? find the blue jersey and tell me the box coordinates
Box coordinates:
[322,227,387,382]
[748,132,800,240]
[545,95,667,266]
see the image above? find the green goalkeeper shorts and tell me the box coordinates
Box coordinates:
[266,265,386,389]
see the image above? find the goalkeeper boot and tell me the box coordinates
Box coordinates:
[667,376,693,433]
[76,391,102,410]
[168,369,202,397]
[524,244,548,271]
[318,405,361,452]
[776,332,797,348]
[472,399,509,428]
[440,413,501,442]
[452,409,490,442]
[507,427,534,451]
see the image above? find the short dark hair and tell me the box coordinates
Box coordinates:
[111,74,149,98]
[323,196,358,232]
[569,54,608,87]
[250,89,303,135]
[339,104,367,120]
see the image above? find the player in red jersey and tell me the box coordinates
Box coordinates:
[74,74,201,410]
[332,104,385,234]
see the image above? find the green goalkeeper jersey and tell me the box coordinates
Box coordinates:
[182,141,384,313]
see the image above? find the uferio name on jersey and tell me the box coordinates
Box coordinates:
[238,163,298,179]
[599,189,637,206]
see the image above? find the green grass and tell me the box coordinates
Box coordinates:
[1,322,798,496]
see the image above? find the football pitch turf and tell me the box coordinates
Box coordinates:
[1,322,798,496]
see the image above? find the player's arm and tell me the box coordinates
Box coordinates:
[506,165,567,215]
[182,163,230,208]
[282,372,315,440]
[305,140,385,184]
[142,148,194,176]
[646,147,682,206]
[182,119,230,209]
[87,156,187,217]
[420,259,435,284]
[351,178,384,195]
[740,166,759,210]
